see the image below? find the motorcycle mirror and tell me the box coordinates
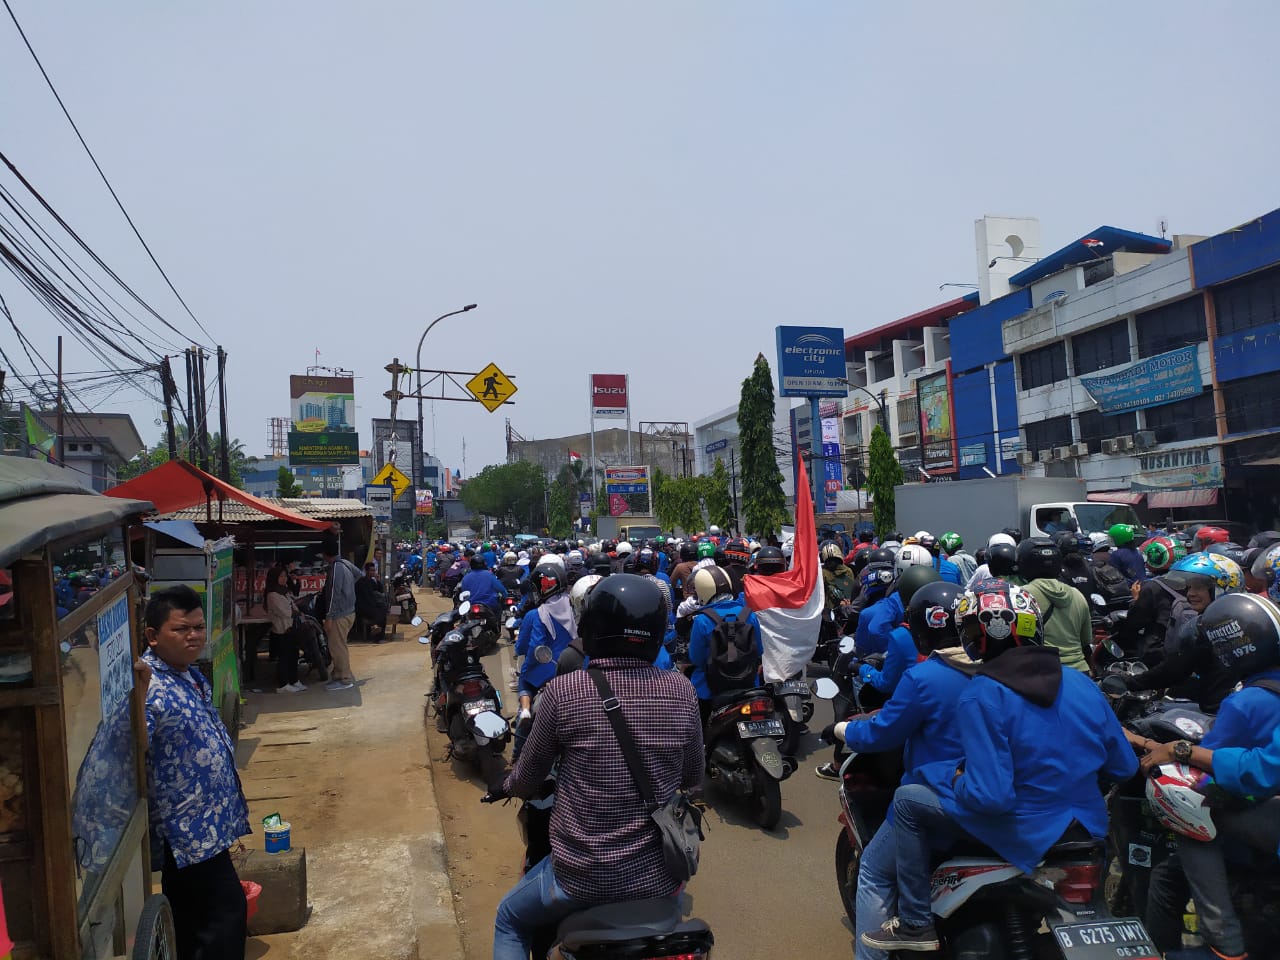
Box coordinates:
[472,712,508,738]
[1128,661,1148,675]
[533,645,554,664]
[1099,675,1128,697]
[813,677,840,700]
[838,637,856,655]
[1107,640,1126,660]
[1090,593,1107,607]
[458,601,472,616]
[505,617,518,629]
[417,635,432,645]
[459,590,471,602]
[410,615,423,627]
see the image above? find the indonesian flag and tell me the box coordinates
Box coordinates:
[743,457,823,681]
[1081,238,1104,248]
[569,450,582,462]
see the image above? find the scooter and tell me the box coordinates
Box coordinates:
[767,675,813,758]
[423,620,508,790]
[703,685,793,830]
[392,565,417,623]
[814,674,1158,960]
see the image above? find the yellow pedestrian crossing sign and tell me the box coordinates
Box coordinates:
[371,462,411,501]
[466,362,517,413]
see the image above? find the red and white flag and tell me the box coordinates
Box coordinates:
[1081,238,1104,248]
[743,457,823,680]
[568,450,582,463]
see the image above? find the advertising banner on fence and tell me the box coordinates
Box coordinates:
[289,374,359,465]
[917,370,956,472]
[591,374,628,419]
[415,488,434,515]
[775,326,849,398]
[1080,345,1201,414]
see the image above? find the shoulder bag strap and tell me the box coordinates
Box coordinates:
[1245,677,1280,698]
[586,665,657,806]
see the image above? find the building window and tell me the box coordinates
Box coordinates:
[869,351,894,383]
[68,443,79,451]
[1076,409,1137,455]
[1135,296,1206,358]
[1024,415,1072,460]
[1072,320,1130,375]
[1222,371,1280,435]
[1214,265,1280,336]
[896,396,919,444]
[1018,342,1068,390]
[1143,389,1217,443]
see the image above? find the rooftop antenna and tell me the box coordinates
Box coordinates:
[1158,216,1169,239]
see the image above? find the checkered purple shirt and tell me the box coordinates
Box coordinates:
[505,657,704,901]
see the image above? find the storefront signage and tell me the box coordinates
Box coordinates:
[821,414,842,511]
[775,326,849,398]
[1080,345,1201,414]
[591,374,629,419]
[95,593,133,723]
[1130,445,1223,491]
[917,370,956,472]
[705,438,728,454]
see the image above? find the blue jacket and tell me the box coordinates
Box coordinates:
[1110,546,1147,584]
[1202,667,1280,760]
[518,610,576,693]
[922,649,1136,872]
[657,551,670,574]
[459,569,507,610]
[845,653,970,802]
[865,624,920,694]
[1215,722,1280,798]
[515,608,541,658]
[934,555,963,585]
[856,593,904,656]
[481,549,497,569]
[687,598,762,700]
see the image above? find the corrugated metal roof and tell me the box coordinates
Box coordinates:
[160,497,371,523]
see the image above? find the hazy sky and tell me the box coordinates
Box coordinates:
[4,2,1279,476]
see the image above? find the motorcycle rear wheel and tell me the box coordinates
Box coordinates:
[750,766,782,830]
[834,830,859,928]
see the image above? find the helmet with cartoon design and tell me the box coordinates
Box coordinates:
[1252,544,1280,602]
[907,581,963,655]
[1140,535,1184,574]
[1166,552,1241,598]
[860,562,897,598]
[957,577,1044,661]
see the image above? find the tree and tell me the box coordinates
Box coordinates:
[654,474,703,533]
[707,458,734,530]
[867,424,903,540]
[737,353,788,537]
[460,460,548,530]
[547,483,572,537]
[276,466,303,498]
[116,427,254,489]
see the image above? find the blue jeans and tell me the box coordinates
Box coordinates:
[892,783,965,928]
[493,855,592,960]
[856,822,897,960]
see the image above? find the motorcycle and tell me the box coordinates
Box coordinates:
[703,685,794,830]
[767,676,814,758]
[392,565,417,623]
[815,599,856,669]
[423,618,509,789]
[814,675,1158,960]
[502,594,520,641]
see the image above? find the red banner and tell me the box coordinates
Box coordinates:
[591,374,628,419]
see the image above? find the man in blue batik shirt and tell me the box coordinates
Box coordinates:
[142,585,250,960]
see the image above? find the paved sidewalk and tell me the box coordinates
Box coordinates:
[237,600,463,960]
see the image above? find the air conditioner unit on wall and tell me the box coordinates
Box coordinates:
[1037,448,1056,462]
[1101,438,1121,455]
[1053,446,1073,461]
[1117,435,1136,452]
[1135,430,1157,451]
[1015,450,1035,466]
[1070,442,1090,458]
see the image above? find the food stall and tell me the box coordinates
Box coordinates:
[0,456,171,959]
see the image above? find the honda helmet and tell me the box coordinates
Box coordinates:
[957,578,1043,661]
[1198,592,1280,679]
[1146,764,1215,841]
[579,574,666,662]
[986,542,1019,578]
[907,581,964,655]
[895,543,934,575]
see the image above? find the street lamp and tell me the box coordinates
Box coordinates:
[830,378,889,435]
[415,303,477,494]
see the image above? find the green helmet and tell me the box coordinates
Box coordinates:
[939,532,963,554]
[1108,523,1137,547]
[696,539,716,559]
[653,535,666,545]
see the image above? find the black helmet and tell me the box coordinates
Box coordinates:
[1002,527,1024,545]
[1199,593,1280,679]
[635,547,659,574]
[896,565,942,607]
[469,555,486,570]
[724,538,751,565]
[850,550,872,576]
[1016,537,1062,581]
[907,581,964,655]
[866,547,896,566]
[755,546,786,576]
[987,542,1019,578]
[679,541,697,562]
[958,578,1044,662]
[579,574,667,663]
[858,529,875,543]
[534,562,567,600]
[1053,530,1081,557]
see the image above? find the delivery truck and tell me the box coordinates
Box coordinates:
[892,476,1142,553]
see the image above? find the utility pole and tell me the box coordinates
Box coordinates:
[195,348,210,472]
[216,346,231,481]
[55,336,64,464]
[160,357,178,460]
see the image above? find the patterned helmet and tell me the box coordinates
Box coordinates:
[820,541,845,564]
[860,562,897,596]
[939,532,963,554]
[696,539,716,559]
[1140,535,1184,574]
[1252,544,1280,602]
[724,539,752,564]
[956,578,1043,661]
[1167,553,1241,597]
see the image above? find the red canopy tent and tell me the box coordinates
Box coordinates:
[105,459,331,530]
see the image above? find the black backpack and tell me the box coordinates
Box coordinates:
[1092,560,1132,605]
[698,608,761,694]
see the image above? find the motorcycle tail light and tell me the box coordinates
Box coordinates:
[1054,862,1101,904]
[738,697,773,716]
[461,680,484,697]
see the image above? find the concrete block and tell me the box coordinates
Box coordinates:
[240,846,308,935]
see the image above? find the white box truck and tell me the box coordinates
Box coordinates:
[892,477,1142,552]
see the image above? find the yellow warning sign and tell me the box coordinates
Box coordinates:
[371,462,411,501]
[465,362,518,413]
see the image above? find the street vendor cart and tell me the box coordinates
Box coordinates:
[0,456,175,959]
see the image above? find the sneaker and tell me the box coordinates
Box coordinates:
[325,680,354,691]
[288,682,307,692]
[815,762,841,781]
[277,684,300,694]
[860,918,940,952]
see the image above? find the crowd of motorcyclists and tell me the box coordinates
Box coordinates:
[409,517,1280,960]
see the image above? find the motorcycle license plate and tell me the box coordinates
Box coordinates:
[463,699,498,717]
[737,719,785,738]
[775,680,809,696]
[1051,919,1158,960]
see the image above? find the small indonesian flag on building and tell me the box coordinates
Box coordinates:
[1081,238,1104,248]
[569,450,582,463]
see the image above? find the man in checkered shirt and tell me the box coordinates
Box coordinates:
[489,574,703,960]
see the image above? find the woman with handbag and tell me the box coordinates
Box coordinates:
[484,574,704,960]
[265,566,305,693]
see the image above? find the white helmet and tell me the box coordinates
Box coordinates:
[880,540,902,554]
[616,541,634,556]
[913,530,931,541]
[577,539,585,547]
[1089,532,1115,553]
[1145,763,1215,841]
[748,540,761,553]
[503,551,517,563]
[570,574,604,620]
[709,525,722,536]
[541,552,565,569]
[896,544,934,575]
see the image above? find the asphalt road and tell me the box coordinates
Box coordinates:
[424,590,856,959]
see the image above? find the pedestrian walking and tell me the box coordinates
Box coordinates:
[141,584,250,960]
[318,535,359,690]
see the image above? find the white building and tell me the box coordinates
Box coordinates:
[692,397,796,500]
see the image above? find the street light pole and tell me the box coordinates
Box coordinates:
[833,378,889,435]
[415,303,477,497]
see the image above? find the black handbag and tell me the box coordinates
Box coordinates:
[586,665,704,881]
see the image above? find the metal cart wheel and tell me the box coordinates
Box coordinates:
[132,894,177,960]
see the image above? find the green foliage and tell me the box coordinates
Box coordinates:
[737,354,788,537]
[654,461,733,533]
[707,458,733,529]
[867,425,903,540]
[116,426,253,489]
[461,460,548,530]
[276,465,303,498]
[547,483,572,537]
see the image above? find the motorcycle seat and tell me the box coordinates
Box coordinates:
[709,688,759,710]
[557,898,709,949]
[943,821,1102,862]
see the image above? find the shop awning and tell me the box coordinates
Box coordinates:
[1087,491,1146,505]
[107,460,331,530]
[1147,488,1220,509]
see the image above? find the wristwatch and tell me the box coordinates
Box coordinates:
[1172,740,1193,763]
